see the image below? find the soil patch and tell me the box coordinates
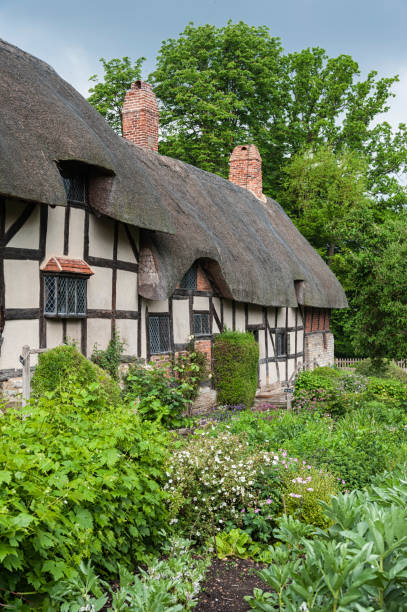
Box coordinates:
[195,557,266,612]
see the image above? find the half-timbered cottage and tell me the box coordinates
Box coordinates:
[0,39,347,400]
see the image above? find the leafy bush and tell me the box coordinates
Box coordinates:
[0,382,169,601]
[282,464,338,529]
[166,429,283,540]
[215,528,269,561]
[246,473,407,610]
[91,330,126,381]
[213,330,259,407]
[367,376,407,404]
[124,362,190,427]
[32,344,121,405]
[173,342,208,406]
[355,357,407,383]
[49,536,208,611]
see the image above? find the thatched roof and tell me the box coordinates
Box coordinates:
[0,39,173,233]
[0,39,347,309]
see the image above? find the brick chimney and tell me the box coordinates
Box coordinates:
[229,144,263,199]
[122,81,159,151]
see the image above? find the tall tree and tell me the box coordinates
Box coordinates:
[88,56,145,134]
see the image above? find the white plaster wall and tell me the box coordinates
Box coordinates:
[267,308,276,328]
[45,206,65,257]
[87,268,112,309]
[269,361,278,383]
[277,307,286,327]
[235,303,245,331]
[255,329,264,359]
[297,331,304,354]
[287,358,296,380]
[259,363,267,388]
[117,224,136,262]
[287,308,297,327]
[248,305,263,324]
[223,300,233,329]
[193,296,209,310]
[288,331,295,355]
[213,314,221,333]
[116,270,138,310]
[68,208,85,258]
[212,298,221,326]
[115,319,138,355]
[46,319,63,349]
[87,319,111,355]
[66,320,82,347]
[7,204,40,249]
[4,260,39,308]
[147,299,169,313]
[89,215,114,258]
[140,301,147,359]
[173,299,190,344]
[0,320,39,370]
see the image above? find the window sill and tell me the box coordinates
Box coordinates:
[44,314,87,319]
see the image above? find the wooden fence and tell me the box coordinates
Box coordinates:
[335,357,407,372]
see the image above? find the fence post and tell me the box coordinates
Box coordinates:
[21,345,31,407]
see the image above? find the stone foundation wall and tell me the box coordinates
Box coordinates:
[304,332,334,368]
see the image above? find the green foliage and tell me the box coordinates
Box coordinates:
[31,345,121,405]
[366,376,407,404]
[88,56,145,134]
[215,528,265,561]
[355,357,407,383]
[49,537,207,611]
[172,343,208,405]
[0,382,169,600]
[91,331,126,381]
[213,330,259,407]
[165,429,283,540]
[283,465,338,529]
[124,362,191,427]
[280,145,372,263]
[246,474,407,610]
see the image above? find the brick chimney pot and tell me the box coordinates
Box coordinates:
[122,81,159,152]
[229,144,263,199]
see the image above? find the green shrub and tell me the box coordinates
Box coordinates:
[124,362,191,427]
[91,330,126,381]
[166,430,283,540]
[366,376,407,404]
[173,342,208,405]
[355,357,407,383]
[213,330,259,407]
[246,475,407,610]
[0,382,169,600]
[282,465,338,529]
[32,344,121,405]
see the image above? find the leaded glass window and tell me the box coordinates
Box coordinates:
[63,175,86,203]
[276,331,288,356]
[149,315,171,354]
[179,264,197,289]
[193,312,210,336]
[44,275,87,317]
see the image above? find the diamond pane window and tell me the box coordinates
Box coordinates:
[180,264,197,289]
[43,275,87,317]
[63,175,86,203]
[149,315,171,354]
[193,312,210,336]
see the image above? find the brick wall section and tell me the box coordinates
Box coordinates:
[197,265,212,291]
[304,332,334,367]
[229,144,263,199]
[122,81,159,151]
[194,338,211,366]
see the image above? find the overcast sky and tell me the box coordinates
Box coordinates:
[1,0,406,127]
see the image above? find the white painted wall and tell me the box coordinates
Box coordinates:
[147,299,169,313]
[4,260,39,308]
[87,318,111,355]
[0,320,39,370]
[87,267,112,309]
[89,215,114,259]
[7,203,40,248]
[117,224,136,262]
[45,207,65,257]
[173,299,190,344]
[193,296,209,310]
[68,208,85,258]
[116,270,138,310]
[115,319,138,355]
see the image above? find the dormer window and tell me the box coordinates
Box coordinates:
[62,175,86,204]
[180,264,197,290]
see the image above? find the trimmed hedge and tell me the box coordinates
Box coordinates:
[31,344,121,406]
[213,330,259,407]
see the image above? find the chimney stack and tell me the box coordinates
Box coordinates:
[229,144,263,199]
[122,81,159,151]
